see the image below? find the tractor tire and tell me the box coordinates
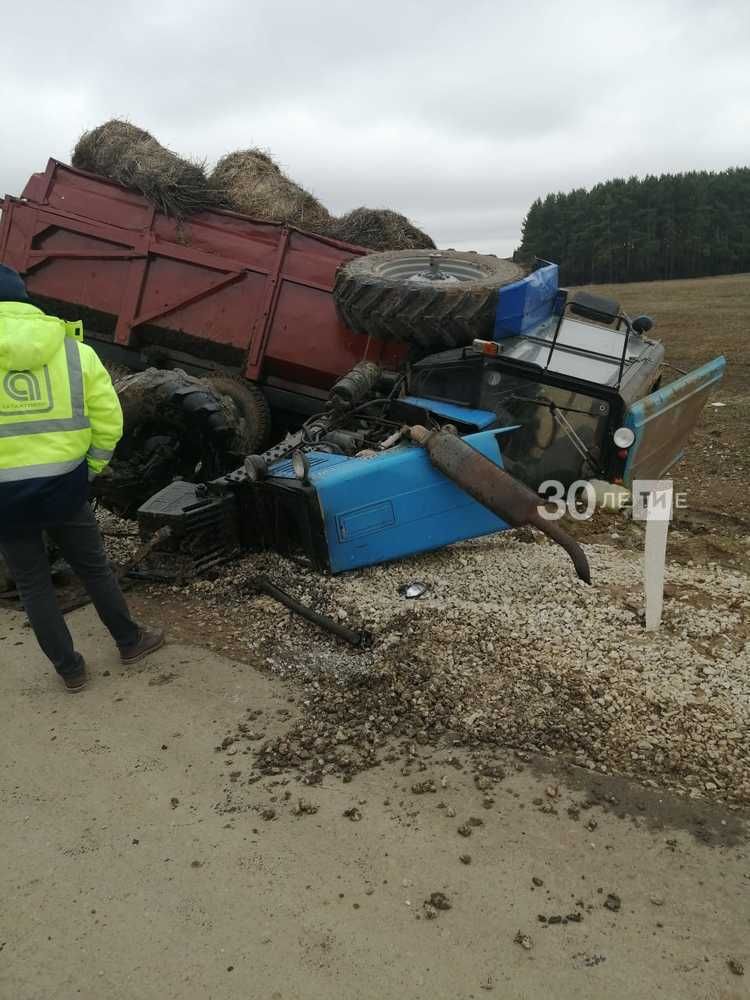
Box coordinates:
[205,375,271,454]
[96,368,249,519]
[334,249,526,353]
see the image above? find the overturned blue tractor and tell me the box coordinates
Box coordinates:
[133,260,725,585]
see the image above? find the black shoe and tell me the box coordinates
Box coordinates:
[62,659,88,693]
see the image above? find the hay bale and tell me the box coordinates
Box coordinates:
[210,149,333,233]
[72,119,219,217]
[331,207,435,251]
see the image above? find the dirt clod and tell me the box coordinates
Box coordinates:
[514,930,533,951]
[411,780,436,795]
[427,892,451,911]
[292,799,319,816]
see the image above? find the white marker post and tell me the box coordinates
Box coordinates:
[634,480,674,631]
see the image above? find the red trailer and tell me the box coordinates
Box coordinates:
[0,159,405,422]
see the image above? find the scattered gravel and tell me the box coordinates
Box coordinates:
[99,510,750,807]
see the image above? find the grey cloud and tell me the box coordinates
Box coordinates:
[2,0,749,255]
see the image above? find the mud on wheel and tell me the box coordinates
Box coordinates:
[205,374,270,455]
[334,249,526,353]
[96,368,260,519]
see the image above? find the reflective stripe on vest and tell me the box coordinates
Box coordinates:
[0,458,84,482]
[87,445,114,462]
[0,338,90,439]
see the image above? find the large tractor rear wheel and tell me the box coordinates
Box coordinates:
[334,249,526,353]
[96,368,253,519]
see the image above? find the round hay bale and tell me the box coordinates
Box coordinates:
[72,119,219,217]
[210,149,333,233]
[331,207,435,251]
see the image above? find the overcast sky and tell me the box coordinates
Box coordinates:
[2,0,748,255]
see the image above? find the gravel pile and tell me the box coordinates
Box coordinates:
[99,512,750,806]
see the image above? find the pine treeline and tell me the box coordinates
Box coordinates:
[516,168,750,285]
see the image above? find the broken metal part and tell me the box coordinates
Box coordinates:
[378,426,409,451]
[327,362,383,411]
[409,425,591,584]
[132,481,240,581]
[320,429,367,455]
[250,575,373,648]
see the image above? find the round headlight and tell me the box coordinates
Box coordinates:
[291,450,310,481]
[613,426,636,449]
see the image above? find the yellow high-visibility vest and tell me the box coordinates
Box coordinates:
[0,302,123,482]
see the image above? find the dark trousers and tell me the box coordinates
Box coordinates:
[0,502,140,676]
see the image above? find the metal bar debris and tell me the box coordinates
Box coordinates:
[250,575,373,648]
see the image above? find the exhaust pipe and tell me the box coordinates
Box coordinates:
[410,425,591,584]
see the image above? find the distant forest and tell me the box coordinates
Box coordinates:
[515,167,750,285]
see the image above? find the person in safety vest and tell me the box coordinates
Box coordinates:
[0,265,164,691]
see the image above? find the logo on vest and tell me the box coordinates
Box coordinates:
[3,370,41,402]
[0,367,54,415]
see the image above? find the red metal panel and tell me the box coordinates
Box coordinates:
[260,281,375,388]
[0,199,34,273]
[0,199,15,264]
[135,260,264,353]
[153,211,283,269]
[22,160,157,231]
[2,161,408,388]
[26,212,148,267]
[245,228,290,378]
[115,257,149,346]
[9,202,141,326]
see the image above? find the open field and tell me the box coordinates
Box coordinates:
[578,272,750,517]
[1,272,748,999]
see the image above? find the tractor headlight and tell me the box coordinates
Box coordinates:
[613,427,636,449]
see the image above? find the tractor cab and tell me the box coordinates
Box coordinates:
[409,267,725,492]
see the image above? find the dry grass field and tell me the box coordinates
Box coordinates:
[578,272,750,519]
